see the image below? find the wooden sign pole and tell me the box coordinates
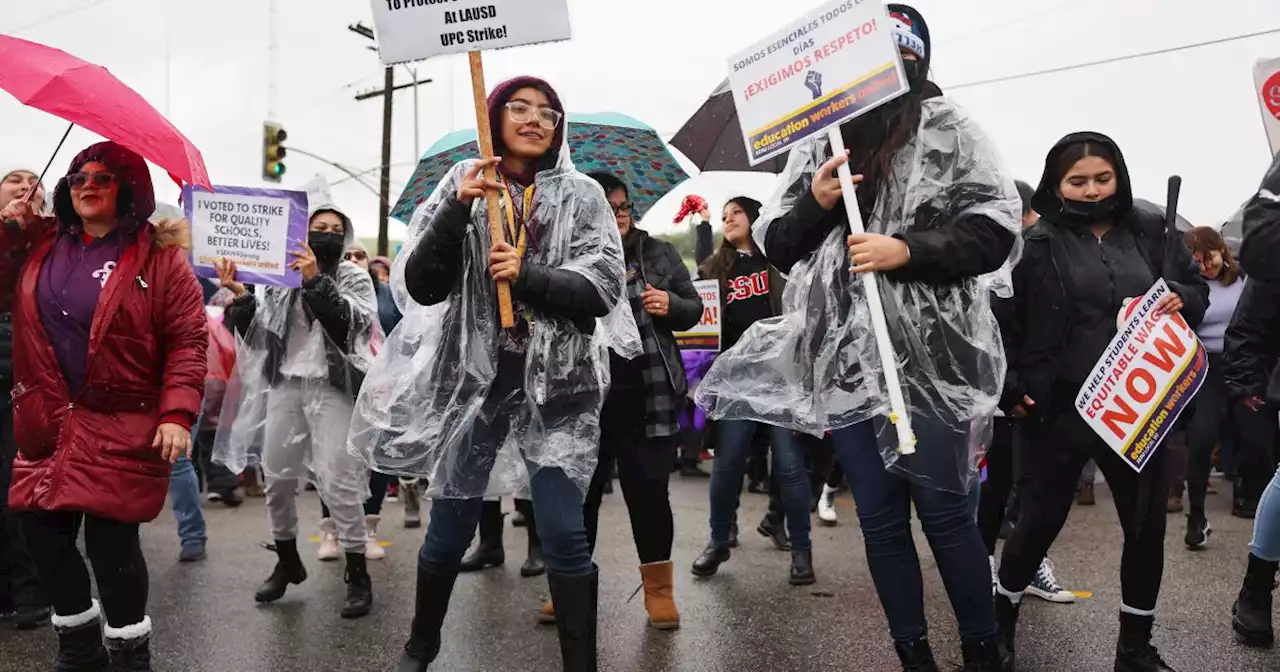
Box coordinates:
[468,50,516,329]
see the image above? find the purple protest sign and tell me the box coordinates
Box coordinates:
[183,185,310,289]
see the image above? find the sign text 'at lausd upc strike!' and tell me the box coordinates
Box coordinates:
[673,280,722,351]
[1075,279,1207,473]
[727,0,909,166]
[370,0,571,64]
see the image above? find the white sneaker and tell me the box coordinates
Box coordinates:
[989,556,998,597]
[364,514,386,560]
[817,484,839,526]
[1025,557,1076,603]
[317,518,341,562]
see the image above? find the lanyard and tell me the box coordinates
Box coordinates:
[498,176,535,258]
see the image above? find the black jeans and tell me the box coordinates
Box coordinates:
[977,418,1021,556]
[0,403,44,612]
[584,387,675,564]
[998,396,1169,612]
[322,470,396,518]
[20,510,148,628]
[1186,353,1229,517]
[1233,399,1279,505]
[194,428,239,495]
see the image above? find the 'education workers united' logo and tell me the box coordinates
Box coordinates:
[805,71,823,100]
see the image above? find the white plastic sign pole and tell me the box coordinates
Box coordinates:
[827,128,916,455]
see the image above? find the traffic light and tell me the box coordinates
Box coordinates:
[262,122,287,182]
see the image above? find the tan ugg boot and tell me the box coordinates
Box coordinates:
[639,561,680,630]
[537,600,556,625]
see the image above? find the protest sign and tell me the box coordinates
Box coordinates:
[726,0,909,166]
[183,185,309,289]
[674,280,722,351]
[1075,279,1207,473]
[369,0,572,65]
[1256,57,1280,156]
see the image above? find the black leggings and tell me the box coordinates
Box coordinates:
[977,418,1021,556]
[998,402,1169,611]
[20,510,148,628]
[583,389,675,564]
[322,470,396,518]
[1185,354,1228,517]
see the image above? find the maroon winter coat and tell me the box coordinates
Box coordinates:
[4,143,207,523]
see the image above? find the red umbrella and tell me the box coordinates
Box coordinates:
[0,35,212,190]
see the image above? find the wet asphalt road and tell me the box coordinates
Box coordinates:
[1,473,1279,672]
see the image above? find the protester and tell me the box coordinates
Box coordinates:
[995,132,1208,672]
[1226,151,1280,647]
[689,196,816,586]
[214,204,380,619]
[545,170,701,631]
[1177,227,1246,550]
[980,184,1075,605]
[346,76,639,672]
[0,168,49,632]
[697,6,1021,669]
[195,295,243,507]
[0,142,208,670]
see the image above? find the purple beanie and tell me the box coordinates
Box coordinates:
[486,76,566,177]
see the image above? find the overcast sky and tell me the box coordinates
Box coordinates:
[2,0,1278,242]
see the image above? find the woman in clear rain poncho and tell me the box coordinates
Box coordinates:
[212,204,379,620]
[696,6,1019,672]
[346,76,637,672]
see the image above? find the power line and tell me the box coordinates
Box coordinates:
[947,27,1280,91]
[9,0,116,34]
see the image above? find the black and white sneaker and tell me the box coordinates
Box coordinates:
[1025,557,1076,603]
[1185,514,1211,550]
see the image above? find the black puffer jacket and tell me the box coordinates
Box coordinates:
[1239,152,1280,283]
[1003,132,1208,416]
[626,230,702,398]
[1223,278,1280,402]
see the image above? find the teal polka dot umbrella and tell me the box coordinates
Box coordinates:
[392,112,690,224]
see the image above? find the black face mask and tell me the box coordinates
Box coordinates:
[1059,195,1121,224]
[903,60,926,88]
[308,231,345,267]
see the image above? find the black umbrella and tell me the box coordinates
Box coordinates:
[670,79,787,174]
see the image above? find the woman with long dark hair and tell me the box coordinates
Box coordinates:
[1178,227,1245,550]
[690,196,816,585]
[994,133,1208,672]
[698,6,1020,670]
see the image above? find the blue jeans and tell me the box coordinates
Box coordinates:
[170,455,207,549]
[709,420,812,551]
[421,464,592,576]
[1251,466,1280,561]
[832,421,996,644]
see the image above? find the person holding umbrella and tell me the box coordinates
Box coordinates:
[0,141,208,671]
[697,5,1021,670]
[994,133,1207,672]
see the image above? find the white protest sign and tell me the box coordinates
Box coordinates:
[1075,280,1207,473]
[370,0,572,65]
[183,185,310,289]
[674,279,722,351]
[726,0,909,166]
[1256,57,1280,157]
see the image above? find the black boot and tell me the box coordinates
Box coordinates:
[254,539,307,603]
[13,604,51,630]
[53,606,109,672]
[994,593,1020,671]
[961,636,1005,672]
[518,500,546,578]
[691,543,730,577]
[789,550,815,586]
[342,552,373,619]
[458,500,505,572]
[680,459,710,478]
[105,622,152,672]
[1233,553,1277,647]
[757,513,791,551]
[894,636,940,671]
[396,566,459,672]
[1114,612,1175,672]
[728,522,739,549]
[548,567,598,672]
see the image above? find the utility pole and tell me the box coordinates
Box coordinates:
[349,22,432,256]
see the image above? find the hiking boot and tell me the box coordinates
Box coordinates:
[961,636,1005,672]
[757,513,791,551]
[1233,553,1277,647]
[894,636,940,671]
[255,539,307,603]
[1114,612,1175,672]
[341,552,373,619]
[789,550,816,586]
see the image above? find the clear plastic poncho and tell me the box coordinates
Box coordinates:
[696,97,1021,494]
[346,133,641,499]
[213,256,380,495]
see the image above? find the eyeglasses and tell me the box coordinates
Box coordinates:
[69,172,115,189]
[611,201,633,216]
[345,250,368,261]
[505,101,563,130]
